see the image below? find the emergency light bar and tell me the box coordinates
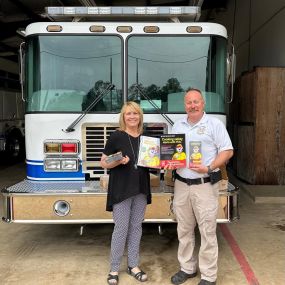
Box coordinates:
[45,6,201,21]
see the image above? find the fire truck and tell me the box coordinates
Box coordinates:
[0,6,239,226]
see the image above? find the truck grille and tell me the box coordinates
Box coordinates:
[82,122,167,179]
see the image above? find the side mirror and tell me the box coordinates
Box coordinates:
[226,44,236,103]
[19,42,26,102]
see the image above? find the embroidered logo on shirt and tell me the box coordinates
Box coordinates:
[197,126,206,134]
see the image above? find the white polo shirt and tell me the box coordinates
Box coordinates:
[172,113,233,179]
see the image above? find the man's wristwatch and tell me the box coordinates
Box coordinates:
[207,165,213,175]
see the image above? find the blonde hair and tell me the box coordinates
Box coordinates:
[119,101,144,134]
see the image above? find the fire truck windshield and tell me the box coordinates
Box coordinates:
[26,35,123,113]
[127,35,227,114]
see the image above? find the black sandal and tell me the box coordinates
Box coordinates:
[107,273,119,285]
[127,267,147,282]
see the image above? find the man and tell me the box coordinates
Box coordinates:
[170,89,233,285]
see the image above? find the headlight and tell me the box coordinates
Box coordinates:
[44,159,61,171]
[61,159,78,171]
[44,158,78,172]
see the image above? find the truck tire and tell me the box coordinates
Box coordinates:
[5,130,25,162]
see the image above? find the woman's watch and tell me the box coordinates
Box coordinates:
[207,165,213,175]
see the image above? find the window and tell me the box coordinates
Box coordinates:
[127,36,226,113]
[26,35,123,112]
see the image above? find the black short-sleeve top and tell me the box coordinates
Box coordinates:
[103,130,151,211]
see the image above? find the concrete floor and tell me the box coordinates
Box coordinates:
[0,163,284,285]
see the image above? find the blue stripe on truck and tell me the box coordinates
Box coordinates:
[26,163,85,180]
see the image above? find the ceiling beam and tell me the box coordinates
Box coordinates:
[188,0,204,5]
[8,0,43,21]
[150,0,195,5]
[77,0,97,6]
[202,0,228,10]
[0,42,18,54]
[0,21,31,41]
[0,58,18,74]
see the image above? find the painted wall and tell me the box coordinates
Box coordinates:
[211,0,285,77]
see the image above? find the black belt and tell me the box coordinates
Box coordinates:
[175,173,211,185]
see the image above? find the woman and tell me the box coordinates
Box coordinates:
[100,101,151,285]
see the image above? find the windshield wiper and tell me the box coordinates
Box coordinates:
[134,84,174,126]
[62,83,115,133]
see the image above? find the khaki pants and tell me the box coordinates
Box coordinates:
[173,179,219,282]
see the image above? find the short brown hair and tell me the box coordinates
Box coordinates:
[118,101,144,134]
